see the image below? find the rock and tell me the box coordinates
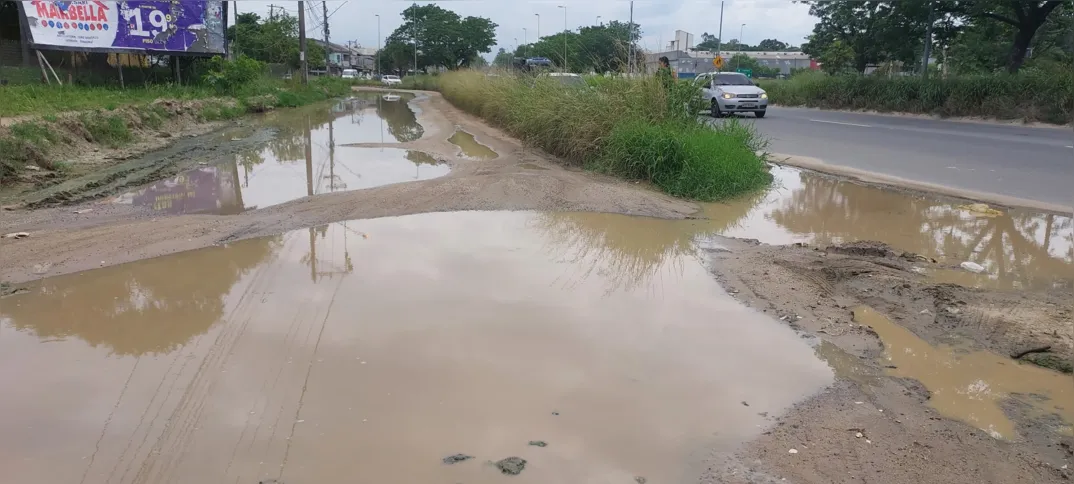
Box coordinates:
[158,131,172,138]
[741,401,749,406]
[635,477,647,484]
[495,457,527,475]
[959,261,985,273]
[528,440,547,447]
[788,448,798,454]
[2,232,30,239]
[855,432,863,438]
[442,454,473,465]
[24,165,41,171]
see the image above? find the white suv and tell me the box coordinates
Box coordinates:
[381,75,402,86]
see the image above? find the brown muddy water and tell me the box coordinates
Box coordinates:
[0,211,833,484]
[108,93,446,215]
[448,128,498,160]
[853,307,1073,440]
[556,165,1072,293]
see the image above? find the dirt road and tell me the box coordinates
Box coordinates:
[0,89,1071,483]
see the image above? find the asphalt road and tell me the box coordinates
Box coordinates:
[724,107,1073,209]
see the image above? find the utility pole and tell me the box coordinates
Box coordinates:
[535,14,540,41]
[921,0,935,79]
[375,14,381,77]
[268,4,277,21]
[716,1,724,67]
[558,5,567,72]
[412,21,418,75]
[628,1,634,74]
[298,1,308,84]
[322,1,331,74]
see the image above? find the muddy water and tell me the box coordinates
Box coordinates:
[109,95,445,215]
[852,307,1074,440]
[448,128,498,159]
[549,166,1073,292]
[0,211,833,484]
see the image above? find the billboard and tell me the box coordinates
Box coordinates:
[19,1,226,55]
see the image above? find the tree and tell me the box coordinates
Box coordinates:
[801,1,943,73]
[493,48,514,68]
[517,21,640,73]
[696,32,721,51]
[377,40,415,75]
[728,53,780,77]
[818,39,855,74]
[383,3,497,71]
[961,1,1066,73]
[226,12,324,70]
[757,38,790,51]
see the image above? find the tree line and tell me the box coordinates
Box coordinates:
[802,0,1071,75]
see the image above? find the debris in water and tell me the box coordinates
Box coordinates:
[635,477,647,484]
[855,432,863,438]
[741,401,749,407]
[494,457,526,475]
[788,449,798,454]
[552,411,560,416]
[528,440,547,447]
[959,203,1003,217]
[2,232,29,239]
[959,261,985,273]
[442,454,473,465]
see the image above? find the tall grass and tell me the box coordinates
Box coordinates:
[759,70,1073,124]
[438,71,770,201]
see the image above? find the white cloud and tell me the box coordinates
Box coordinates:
[231,0,816,59]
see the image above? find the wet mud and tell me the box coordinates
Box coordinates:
[448,128,498,160]
[1,88,1071,484]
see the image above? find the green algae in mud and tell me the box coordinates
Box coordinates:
[447,129,497,160]
[852,306,1074,440]
[0,211,833,484]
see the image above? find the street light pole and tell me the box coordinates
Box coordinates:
[523,28,527,56]
[535,14,540,40]
[737,23,745,70]
[375,14,381,77]
[596,15,601,26]
[562,7,569,71]
[412,20,418,76]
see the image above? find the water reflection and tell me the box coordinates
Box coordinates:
[112,98,445,215]
[0,237,282,356]
[535,167,1072,292]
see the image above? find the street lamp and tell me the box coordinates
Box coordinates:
[535,13,540,40]
[596,15,601,26]
[375,14,381,77]
[737,23,745,70]
[558,5,567,72]
[522,28,527,56]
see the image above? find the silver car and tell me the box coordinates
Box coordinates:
[696,72,768,118]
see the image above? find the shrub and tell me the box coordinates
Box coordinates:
[758,69,1073,124]
[438,71,770,201]
[201,55,266,94]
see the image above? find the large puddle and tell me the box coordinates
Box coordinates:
[853,307,1073,440]
[548,166,1073,292]
[110,94,446,215]
[0,211,833,484]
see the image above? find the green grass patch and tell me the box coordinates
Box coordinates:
[9,122,61,147]
[758,70,1073,124]
[437,70,769,201]
[594,119,770,200]
[80,112,132,148]
[0,84,214,118]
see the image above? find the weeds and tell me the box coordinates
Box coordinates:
[438,71,770,201]
[10,122,61,147]
[759,70,1073,124]
[80,112,132,148]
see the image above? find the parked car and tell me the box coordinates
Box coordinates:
[381,75,402,86]
[696,72,768,118]
[341,69,358,79]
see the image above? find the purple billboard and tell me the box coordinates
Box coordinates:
[20,1,226,54]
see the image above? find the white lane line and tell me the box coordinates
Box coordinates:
[1067,145,1073,149]
[809,119,872,128]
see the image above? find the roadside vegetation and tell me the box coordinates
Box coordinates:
[438,71,770,201]
[0,57,352,183]
[759,69,1073,124]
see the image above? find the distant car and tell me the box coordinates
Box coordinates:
[696,72,768,118]
[538,72,587,89]
[341,69,358,79]
[381,75,402,86]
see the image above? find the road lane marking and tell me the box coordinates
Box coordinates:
[808,119,872,128]
[1067,145,1073,149]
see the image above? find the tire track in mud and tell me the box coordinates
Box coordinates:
[128,257,282,484]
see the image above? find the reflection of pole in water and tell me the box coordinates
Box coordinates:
[378,95,384,148]
[304,115,313,197]
[328,117,336,191]
[309,227,317,282]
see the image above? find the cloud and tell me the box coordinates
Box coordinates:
[231,0,816,59]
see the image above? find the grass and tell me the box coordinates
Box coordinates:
[758,70,1073,124]
[0,74,354,184]
[437,70,770,201]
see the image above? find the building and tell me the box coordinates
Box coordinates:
[310,40,378,74]
[645,50,816,78]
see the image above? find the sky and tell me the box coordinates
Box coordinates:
[230,0,817,59]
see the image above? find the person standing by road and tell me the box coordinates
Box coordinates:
[657,56,675,89]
